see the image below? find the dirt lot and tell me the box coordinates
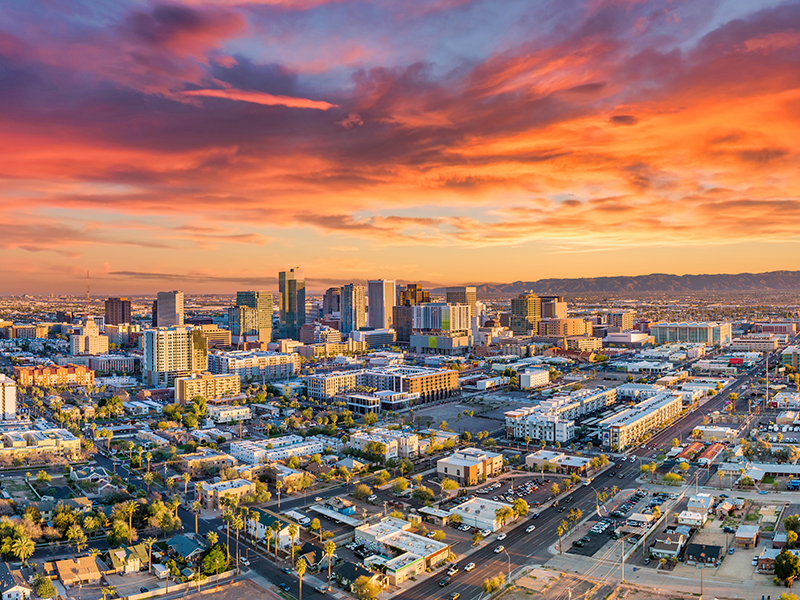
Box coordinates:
[180,579,271,600]
[104,571,166,599]
[2,476,36,502]
[505,569,694,600]
[413,401,504,434]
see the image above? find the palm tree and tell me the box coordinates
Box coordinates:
[143,471,155,493]
[324,541,336,591]
[192,501,202,534]
[144,537,156,574]
[223,509,233,549]
[288,524,298,562]
[265,527,274,556]
[182,472,191,498]
[250,510,260,541]
[233,515,244,568]
[207,531,219,546]
[145,452,152,472]
[276,481,283,510]
[296,558,307,600]
[122,500,138,545]
[11,536,34,567]
[272,522,282,559]
[166,476,176,495]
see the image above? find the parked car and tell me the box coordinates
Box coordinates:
[316,586,328,594]
[140,588,148,593]
[497,533,507,541]
[240,558,250,566]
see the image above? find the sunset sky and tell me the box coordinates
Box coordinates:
[2,0,800,294]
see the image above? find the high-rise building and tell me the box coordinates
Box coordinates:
[609,311,635,331]
[368,279,396,329]
[510,292,541,336]
[70,318,110,355]
[278,268,305,339]
[235,291,273,342]
[445,286,477,319]
[142,326,208,387]
[323,287,341,316]
[0,374,17,420]
[151,300,158,327]
[397,284,430,306]
[410,303,472,354]
[393,284,431,342]
[540,296,567,319]
[228,306,259,346]
[104,297,131,326]
[341,284,367,334]
[156,291,184,327]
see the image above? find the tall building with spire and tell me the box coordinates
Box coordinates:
[278,268,305,340]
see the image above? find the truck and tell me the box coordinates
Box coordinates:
[284,510,311,526]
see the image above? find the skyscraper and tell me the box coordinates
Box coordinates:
[368,279,396,329]
[540,295,567,319]
[341,283,366,334]
[323,287,341,316]
[397,284,430,306]
[235,290,273,342]
[510,292,541,336]
[0,374,17,420]
[157,291,184,327]
[104,297,131,326]
[445,286,477,319]
[393,283,431,342]
[278,268,305,339]
[410,302,472,355]
[143,326,208,387]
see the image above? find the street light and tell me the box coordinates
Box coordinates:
[501,548,512,582]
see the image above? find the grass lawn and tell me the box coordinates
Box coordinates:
[745,514,759,522]
[762,476,775,484]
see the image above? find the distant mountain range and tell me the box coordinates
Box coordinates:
[433,271,800,295]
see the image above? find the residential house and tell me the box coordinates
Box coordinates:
[687,493,714,516]
[325,497,357,516]
[735,525,760,548]
[0,563,31,600]
[167,534,208,562]
[106,544,150,574]
[649,533,686,559]
[773,533,788,549]
[55,556,102,586]
[254,512,293,549]
[715,501,734,518]
[684,543,720,565]
[334,561,384,593]
[677,511,705,528]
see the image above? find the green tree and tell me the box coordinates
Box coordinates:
[11,536,35,566]
[472,531,483,545]
[441,478,459,498]
[296,558,307,600]
[353,484,372,500]
[353,575,381,600]
[512,498,529,517]
[34,576,57,599]
[670,438,680,448]
[392,478,409,493]
[775,549,800,584]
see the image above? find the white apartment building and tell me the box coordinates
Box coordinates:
[206,404,252,424]
[0,428,80,459]
[599,392,682,450]
[615,383,667,402]
[229,435,343,464]
[504,406,574,443]
[0,375,16,420]
[307,370,363,400]
[519,369,549,390]
[538,387,617,420]
[207,350,300,382]
[349,431,399,460]
[142,326,207,387]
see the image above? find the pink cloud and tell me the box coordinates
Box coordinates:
[182,87,338,109]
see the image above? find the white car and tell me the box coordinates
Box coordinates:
[240,558,250,566]
[482,529,492,537]
[465,563,476,572]
[494,545,505,554]
[630,457,636,463]
[497,533,507,541]
[526,525,536,533]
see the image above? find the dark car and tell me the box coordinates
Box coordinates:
[279,583,291,592]
[439,577,451,587]
[140,588,148,593]
[282,567,293,574]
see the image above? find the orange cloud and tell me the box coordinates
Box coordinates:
[182,88,338,109]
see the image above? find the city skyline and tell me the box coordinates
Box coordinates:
[2,0,800,293]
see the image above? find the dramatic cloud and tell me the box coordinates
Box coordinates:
[182,88,338,109]
[2,0,800,292]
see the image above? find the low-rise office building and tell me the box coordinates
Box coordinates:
[355,517,450,569]
[0,428,80,459]
[205,404,252,424]
[448,498,516,532]
[230,435,343,464]
[200,478,257,510]
[436,447,502,485]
